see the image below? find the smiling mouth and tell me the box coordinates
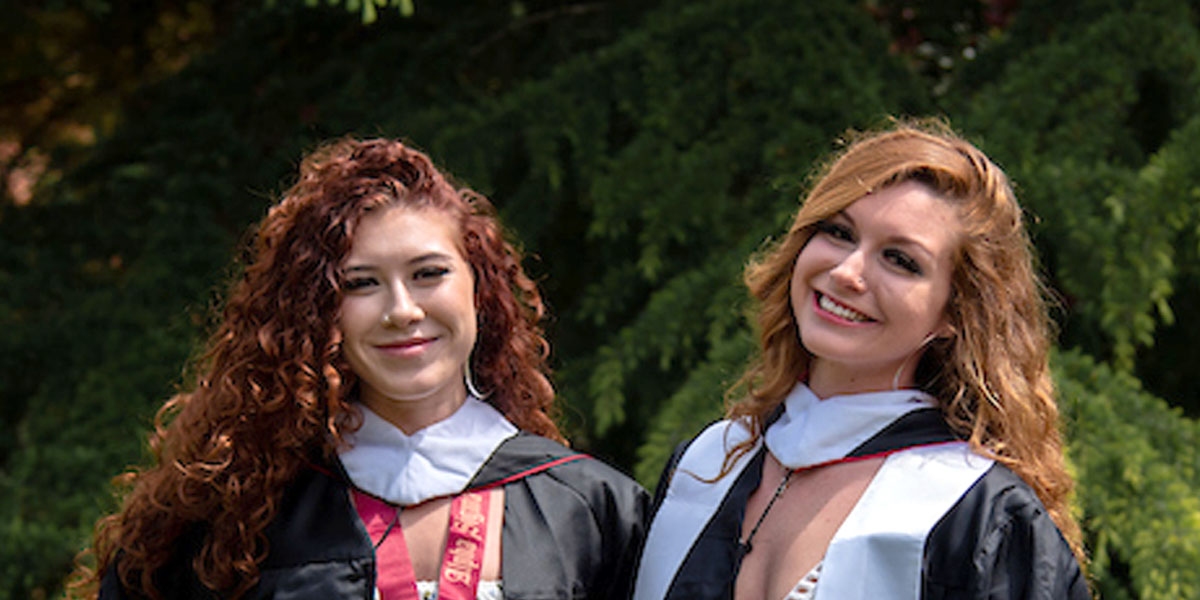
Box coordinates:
[377,337,436,352]
[816,292,874,323]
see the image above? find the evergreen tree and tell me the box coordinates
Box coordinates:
[0,0,1197,597]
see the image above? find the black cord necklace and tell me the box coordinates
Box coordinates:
[735,467,795,561]
[375,505,401,549]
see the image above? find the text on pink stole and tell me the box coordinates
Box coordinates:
[352,488,491,600]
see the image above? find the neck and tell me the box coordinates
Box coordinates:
[361,383,469,435]
[807,360,915,399]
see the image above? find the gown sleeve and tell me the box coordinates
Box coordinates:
[921,463,1090,600]
[484,434,650,600]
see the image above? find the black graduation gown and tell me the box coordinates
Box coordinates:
[101,433,649,599]
[634,409,1088,600]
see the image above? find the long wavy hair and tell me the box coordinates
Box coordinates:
[726,118,1085,564]
[75,137,561,598]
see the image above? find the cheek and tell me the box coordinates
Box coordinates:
[337,329,369,380]
[337,300,369,339]
[461,301,478,344]
[891,282,950,330]
[927,285,954,334]
[918,266,955,318]
[453,281,479,346]
[789,252,814,309]
[789,275,803,315]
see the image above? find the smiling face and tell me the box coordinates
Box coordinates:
[790,180,961,396]
[338,206,477,433]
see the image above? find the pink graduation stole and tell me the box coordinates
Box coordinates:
[352,489,491,600]
[346,452,588,599]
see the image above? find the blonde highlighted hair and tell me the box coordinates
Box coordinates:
[727,117,1084,564]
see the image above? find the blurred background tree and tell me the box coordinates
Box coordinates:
[2,0,1198,598]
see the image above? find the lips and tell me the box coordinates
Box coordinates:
[815,292,874,323]
[376,337,437,355]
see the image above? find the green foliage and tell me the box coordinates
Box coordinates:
[3,0,1200,597]
[287,0,414,23]
[955,0,1200,376]
[634,326,756,483]
[1,2,657,595]
[0,1,234,205]
[398,0,929,463]
[1058,349,1200,599]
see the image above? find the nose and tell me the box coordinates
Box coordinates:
[829,250,867,293]
[382,283,425,327]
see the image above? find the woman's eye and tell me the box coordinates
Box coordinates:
[884,249,922,275]
[414,266,450,281]
[342,276,377,291]
[815,220,854,243]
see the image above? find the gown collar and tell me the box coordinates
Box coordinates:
[765,382,937,469]
[338,396,518,506]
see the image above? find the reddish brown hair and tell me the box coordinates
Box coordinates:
[727,118,1084,564]
[75,137,560,598]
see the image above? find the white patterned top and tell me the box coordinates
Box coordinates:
[783,561,821,600]
[373,581,503,600]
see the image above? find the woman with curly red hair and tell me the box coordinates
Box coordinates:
[634,120,1089,599]
[79,138,648,599]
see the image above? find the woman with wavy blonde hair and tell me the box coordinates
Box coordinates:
[77,137,647,599]
[634,119,1088,599]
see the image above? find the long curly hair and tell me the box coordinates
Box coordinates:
[726,118,1085,564]
[75,137,561,598]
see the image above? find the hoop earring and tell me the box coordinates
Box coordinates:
[891,332,939,391]
[464,361,489,399]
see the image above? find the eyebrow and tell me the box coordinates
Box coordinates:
[887,236,936,262]
[342,251,457,271]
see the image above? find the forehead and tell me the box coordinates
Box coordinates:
[346,205,464,261]
[842,180,962,255]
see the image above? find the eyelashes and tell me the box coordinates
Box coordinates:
[814,220,854,242]
[342,276,377,291]
[340,265,452,291]
[883,248,922,275]
[414,266,450,280]
[813,219,924,276]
